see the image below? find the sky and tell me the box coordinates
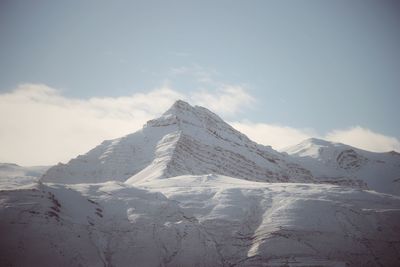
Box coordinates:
[0,0,399,165]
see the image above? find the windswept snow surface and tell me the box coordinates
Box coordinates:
[283,138,400,196]
[140,175,400,266]
[1,176,400,266]
[2,100,400,266]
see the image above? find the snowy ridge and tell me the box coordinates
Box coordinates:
[283,138,400,195]
[41,124,177,183]
[127,131,314,184]
[283,138,370,170]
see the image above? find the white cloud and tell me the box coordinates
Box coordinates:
[1,84,398,166]
[231,122,400,153]
[230,121,315,150]
[169,65,255,116]
[191,85,255,116]
[0,83,253,166]
[0,84,184,166]
[325,126,400,152]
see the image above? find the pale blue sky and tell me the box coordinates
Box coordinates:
[1,0,399,138]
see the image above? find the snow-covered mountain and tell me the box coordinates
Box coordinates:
[0,163,49,179]
[42,100,313,184]
[2,100,400,266]
[283,138,400,196]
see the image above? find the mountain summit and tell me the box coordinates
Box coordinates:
[42,100,313,184]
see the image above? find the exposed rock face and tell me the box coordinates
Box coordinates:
[336,149,367,170]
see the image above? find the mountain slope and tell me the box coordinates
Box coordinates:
[41,123,176,183]
[0,179,220,267]
[2,176,400,266]
[140,174,400,266]
[282,138,400,195]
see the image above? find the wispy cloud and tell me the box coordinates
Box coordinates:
[168,65,255,115]
[0,83,253,165]
[192,85,255,116]
[325,126,400,152]
[232,121,400,153]
[230,121,316,150]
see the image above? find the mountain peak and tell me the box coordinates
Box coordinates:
[282,138,339,158]
[145,99,227,131]
[304,138,335,147]
[165,100,194,115]
[164,100,220,121]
